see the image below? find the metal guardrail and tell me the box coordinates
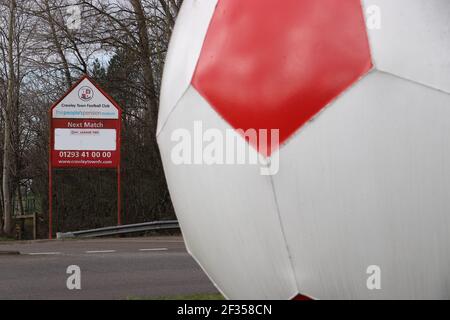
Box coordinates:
[56,220,179,239]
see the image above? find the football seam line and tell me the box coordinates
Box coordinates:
[376,69,450,96]
[273,67,377,155]
[268,173,301,297]
[157,0,221,138]
[157,84,192,138]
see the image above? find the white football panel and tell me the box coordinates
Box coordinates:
[274,71,450,299]
[362,0,450,93]
[157,86,298,300]
[157,0,219,135]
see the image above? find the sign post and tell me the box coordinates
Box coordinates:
[49,75,122,239]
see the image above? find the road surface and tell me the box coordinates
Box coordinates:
[0,236,218,300]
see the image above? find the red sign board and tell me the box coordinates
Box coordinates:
[51,119,120,168]
[49,75,122,168]
[48,75,123,239]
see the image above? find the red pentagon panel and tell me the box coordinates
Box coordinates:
[292,294,313,301]
[192,0,372,156]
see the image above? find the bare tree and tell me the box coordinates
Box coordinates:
[0,0,182,238]
[2,0,16,235]
[43,0,73,88]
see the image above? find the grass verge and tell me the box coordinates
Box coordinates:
[0,237,15,242]
[128,293,225,300]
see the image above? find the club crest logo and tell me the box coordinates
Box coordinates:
[78,86,94,101]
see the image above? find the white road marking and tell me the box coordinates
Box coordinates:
[26,248,170,256]
[139,248,168,252]
[28,252,61,256]
[86,250,116,254]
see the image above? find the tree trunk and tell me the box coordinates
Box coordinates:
[3,0,16,235]
[17,181,24,216]
[129,0,159,134]
[44,0,72,88]
[0,183,4,234]
[158,0,176,29]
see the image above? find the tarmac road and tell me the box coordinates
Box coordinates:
[0,236,218,300]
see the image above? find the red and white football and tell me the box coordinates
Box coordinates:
[157,0,450,299]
